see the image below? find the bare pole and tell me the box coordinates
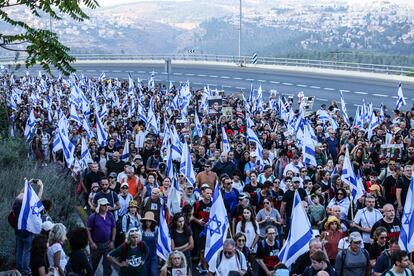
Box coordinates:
[238,0,242,59]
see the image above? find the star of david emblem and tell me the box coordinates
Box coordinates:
[31,201,43,215]
[403,212,412,225]
[206,215,222,236]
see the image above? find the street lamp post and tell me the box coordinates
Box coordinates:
[239,0,242,59]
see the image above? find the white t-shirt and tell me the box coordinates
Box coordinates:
[353,207,383,243]
[47,243,68,270]
[208,250,247,275]
[236,221,260,250]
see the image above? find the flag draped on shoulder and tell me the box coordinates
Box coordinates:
[17,180,44,234]
[205,183,229,267]
[156,205,171,260]
[278,190,313,268]
[399,172,414,252]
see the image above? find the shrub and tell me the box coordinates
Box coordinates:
[0,138,78,271]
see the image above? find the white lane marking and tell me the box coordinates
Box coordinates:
[354,91,368,95]
[207,84,216,86]
[391,96,398,99]
[125,70,134,73]
[209,75,218,78]
[193,82,203,85]
[310,86,320,89]
[233,77,243,80]
[185,73,195,76]
[282,82,293,86]
[112,70,122,73]
[372,94,388,97]
[297,84,307,87]
[137,70,146,73]
[222,85,232,88]
[197,74,207,77]
[173,73,183,75]
[245,78,255,81]
[235,87,245,90]
[354,104,361,107]
[160,72,168,75]
[258,79,266,82]
[220,76,230,79]
[316,98,328,102]
[324,87,335,91]
[340,89,351,93]
[86,70,96,72]
[270,81,280,84]
[100,70,110,72]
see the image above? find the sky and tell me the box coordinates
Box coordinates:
[99,0,190,7]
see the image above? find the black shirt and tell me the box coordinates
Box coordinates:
[282,188,308,218]
[69,249,93,276]
[291,251,311,275]
[371,218,401,240]
[257,239,281,271]
[382,175,397,204]
[106,159,125,175]
[30,255,48,276]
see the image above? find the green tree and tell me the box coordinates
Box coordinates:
[0,0,99,75]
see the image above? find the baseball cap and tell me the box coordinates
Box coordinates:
[120,182,129,188]
[250,152,257,158]
[348,232,363,243]
[109,172,117,178]
[292,177,301,183]
[41,221,55,232]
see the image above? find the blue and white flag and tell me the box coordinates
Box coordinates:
[120,139,130,162]
[80,137,91,168]
[180,141,196,186]
[278,190,313,268]
[205,183,229,267]
[399,172,414,253]
[194,111,203,138]
[95,111,108,147]
[221,127,230,154]
[340,91,350,126]
[69,104,82,126]
[24,109,36,141]
[368,111,379,140]
[148,71,155,92]
[379,104,385,124]
[341,147,365,203]
[156,205,171,261]
[396,83,406,111]
[303,125,317,167]
[166,146,181,215]
[17,180,44,234]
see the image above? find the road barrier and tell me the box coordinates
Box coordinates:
[0,53,412,76]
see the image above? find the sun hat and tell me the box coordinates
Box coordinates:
[96,198,110,213]
[128,200,138,209]
[324,216,341,230]
[141,212,157,223]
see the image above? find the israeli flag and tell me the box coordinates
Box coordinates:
[379,104,385,124]
[18,180,44,234]
[156,205,171,261]
[69,104,82,126]
[221,127,231,154]
[303,125,317,167]
[194,111,203,138]
[128,73,134,91]
[368,111,379,140]
[24,109,36,141]
[278,190,313,268]
[80,137,91,168]
[341,147,365,204]
[95,111,108,147]
[205,183,229,267]
[166,146,181,215]
[58,129,75,167]
[180,141,196,186]
[340,91,350,126]
[120,139,130,162]
[396,83,406,111]
[399,172,414,253]
[148,71,155,92]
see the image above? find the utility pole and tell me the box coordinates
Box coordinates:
[239,0,242,59]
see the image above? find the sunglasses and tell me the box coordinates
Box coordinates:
[121,186,128,189]
[264,202,270,205]
[352,241,362,244]
[237,239,246,242]
[337,193,344,195]
[379,236,388,240]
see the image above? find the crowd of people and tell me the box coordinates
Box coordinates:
[4,68,414,276]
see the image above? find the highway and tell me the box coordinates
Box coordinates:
[23,62,414,115]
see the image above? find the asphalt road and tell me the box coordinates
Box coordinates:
[21,62,414,115]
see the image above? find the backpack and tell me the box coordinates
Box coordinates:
[7,210,17,230]
[339,248,370,276]
[216,249,244,269]
[382,268,410,276]
[120,241,147,262]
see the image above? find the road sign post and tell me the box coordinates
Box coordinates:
[165,58,171,83]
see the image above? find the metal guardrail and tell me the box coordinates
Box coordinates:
[0,53,413,76]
